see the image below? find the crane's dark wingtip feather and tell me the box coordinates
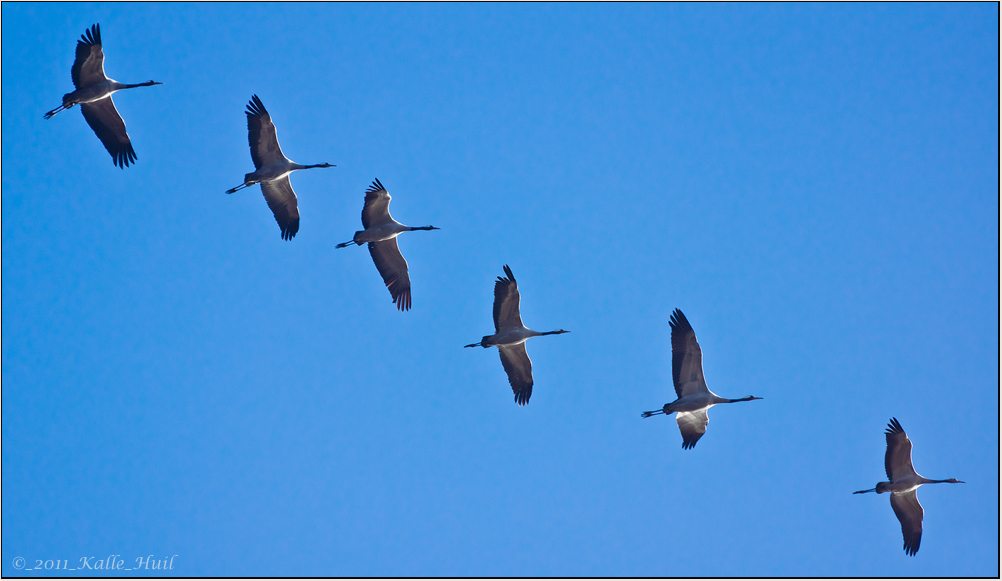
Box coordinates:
[366,178,385,194]
[886,417,905,436]
[246,94,267,117]
[680,432,702,450]
[80,24,101,46]
[279,218,299,241]
[112,145,137,169]
[502,264,515,283]
[514,389,531,406]
[669,308,692,333]
[393,289,412,312]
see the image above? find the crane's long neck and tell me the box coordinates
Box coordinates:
[120,80,163,90]
[289,163,334,171]
[920,478,962,485]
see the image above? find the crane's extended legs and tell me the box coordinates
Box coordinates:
[853,488,876,494]
[335,240,361,249]
[43,104,71,119]
[641,409,667,418]
[226,183,252,194]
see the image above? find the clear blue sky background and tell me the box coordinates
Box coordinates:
[2,3,998,577]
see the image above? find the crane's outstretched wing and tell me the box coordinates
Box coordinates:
[246,95,286,169]
[676,409,709,450]
[499,343,533,406]
[260,177,300,240]
[890,490,923,556]
[72,24,106,88]
[368,238,411,311]
[884,418,917,482]
[493,265,523,333]
[79,97,136,168]
[361,179,393,229]
[670,309,707,398]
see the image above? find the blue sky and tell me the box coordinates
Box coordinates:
[2,2,998,577]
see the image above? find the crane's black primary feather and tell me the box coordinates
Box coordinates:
[676,410,708,450]
[244,94,277,170]
[246,94,267,117]
[886,417,905,437]
[360,179,392,230]
[80,98,136,168]
[669,308,705,398]
[491,265,523,333]
[368,239,411,311]
[366,178,385,195]
[884,417,913,482]
[890,490,923,556]
[71,24,101,88]
[260,177,300,241]
[499,343,533,406]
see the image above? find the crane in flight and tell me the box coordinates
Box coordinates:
[226,95,334,240]
[853,417,964,556]
[335,178,439,311]
[43,24,162,168]
[642,309,762,449]
[464,265,569,406]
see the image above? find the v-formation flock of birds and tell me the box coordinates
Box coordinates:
[42,23,967,559]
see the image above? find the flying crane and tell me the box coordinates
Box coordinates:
[44,24,162,168]
[226,95,334,240]
[464,265,569,405]
[853,417,964,556]
[642,309,762,449]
